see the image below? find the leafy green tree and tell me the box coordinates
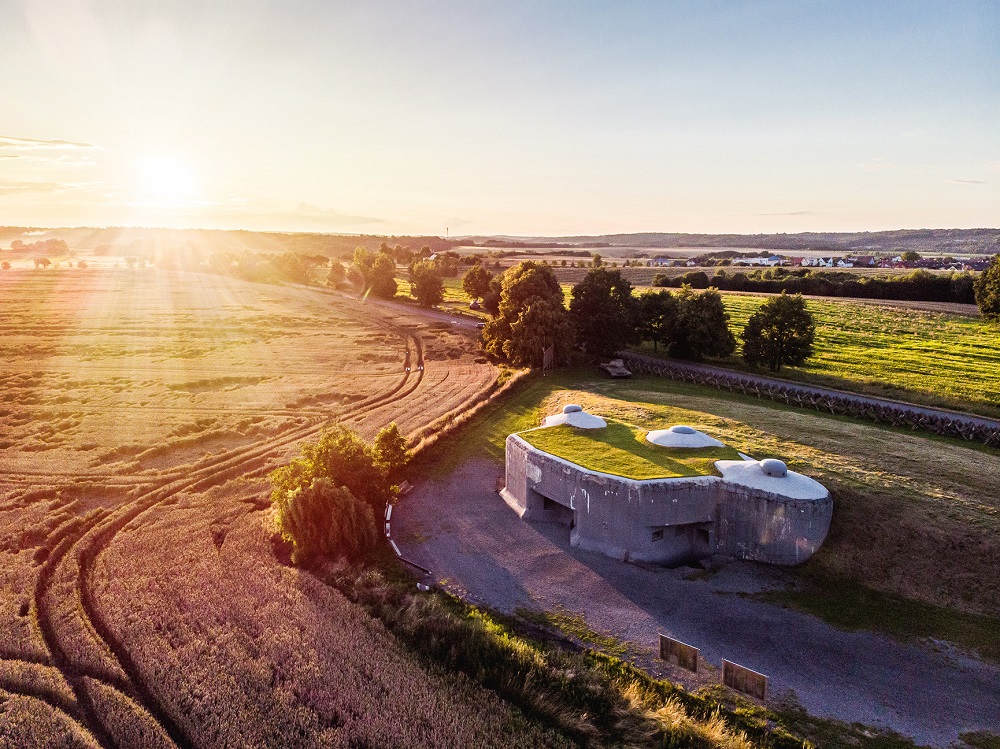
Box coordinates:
[504,298,574,367]
[900,251,921,262]
[353,246,374,276]
[482,261,572,367]
[410,260,444,306]
[671,286,736,360]
[482,276,502,316]
[741,292,816,372]
[270,424,391,514]
[591,253,603,268]
[462,264,494,301]
[974,254,1000,322]
[569,267,637,359]
[326,261,346,287]
[636,290,678,352]
[368,253,398,298]
[274,478,377,565]
[373,422,410,484]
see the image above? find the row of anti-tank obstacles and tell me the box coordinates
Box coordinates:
[659,634,769,702]
[620,351,1000,448]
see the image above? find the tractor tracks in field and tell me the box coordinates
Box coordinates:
[12,322,427,748]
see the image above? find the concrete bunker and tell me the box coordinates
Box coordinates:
[500,407,832,566]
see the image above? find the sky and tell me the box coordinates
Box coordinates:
[1,0,997,236]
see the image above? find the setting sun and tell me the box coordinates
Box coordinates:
[135,154,198,204]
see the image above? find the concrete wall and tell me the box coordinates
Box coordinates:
[501,434,832,567]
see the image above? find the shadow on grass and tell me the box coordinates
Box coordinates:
[756,574,1000,664]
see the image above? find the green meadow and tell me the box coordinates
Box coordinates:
[715,294,1000,416]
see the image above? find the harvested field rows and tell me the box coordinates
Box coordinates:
[0,269,539,748]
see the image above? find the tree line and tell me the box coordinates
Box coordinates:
[654,266,978,304]
[471,261,816,373]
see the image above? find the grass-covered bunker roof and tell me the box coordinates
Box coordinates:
[517,419,741,480]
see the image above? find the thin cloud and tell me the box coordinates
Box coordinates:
[0,180,105,195]
[0,135,96,150]
[947,178,987,185]
[0,181,65,194]
[292,202,386,225]
[753,211,823,217]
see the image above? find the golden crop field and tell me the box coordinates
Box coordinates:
[0,267,577,748]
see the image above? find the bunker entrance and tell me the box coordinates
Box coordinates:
[655,522,716,568]
[542,496,575,528]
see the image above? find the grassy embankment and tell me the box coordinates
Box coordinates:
[519,419,740,479]
[331,554,807,749]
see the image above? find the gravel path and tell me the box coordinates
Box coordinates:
[394,459,1000,748]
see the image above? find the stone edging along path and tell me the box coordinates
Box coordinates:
[618,351,1000,448]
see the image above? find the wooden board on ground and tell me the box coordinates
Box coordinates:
[723,659,767,700]
[658,634,699,673]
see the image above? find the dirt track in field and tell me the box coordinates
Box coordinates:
[0,268,501,747]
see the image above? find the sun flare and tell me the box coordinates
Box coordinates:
[135,154,198,204]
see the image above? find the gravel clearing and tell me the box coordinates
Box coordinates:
[394,458,1000,748]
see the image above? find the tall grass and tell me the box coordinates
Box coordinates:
[328,561,807,749]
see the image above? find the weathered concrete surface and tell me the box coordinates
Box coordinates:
[503,434,832,566]
[395,459,1000,748]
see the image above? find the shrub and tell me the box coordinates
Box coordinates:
[275,478,378,564]
[269,423,411,566]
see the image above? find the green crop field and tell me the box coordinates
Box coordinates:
[518,420,740,479]
[715,294,1000,416]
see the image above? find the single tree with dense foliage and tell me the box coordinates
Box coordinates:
[974,254,1000,322]
[326,260,346,287]
[741,292,816,372]
[410,260,444,306]
[274,478,377,565]
[461,263,494,301]
[270,423,411,565]
[636,289,678,352]
[481,276,502,316]
[482,261,572,367]
[671,286,736,360]
[373,422,410,484]
[569,267,638,359]
[368,253,398,298]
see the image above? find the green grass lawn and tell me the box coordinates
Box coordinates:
[628,292,1000,418]
[518,419,739,479]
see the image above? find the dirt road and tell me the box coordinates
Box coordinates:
[394,459,1000,748]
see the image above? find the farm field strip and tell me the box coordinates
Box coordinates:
[0,270,509,746]
[19,329,428,748]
